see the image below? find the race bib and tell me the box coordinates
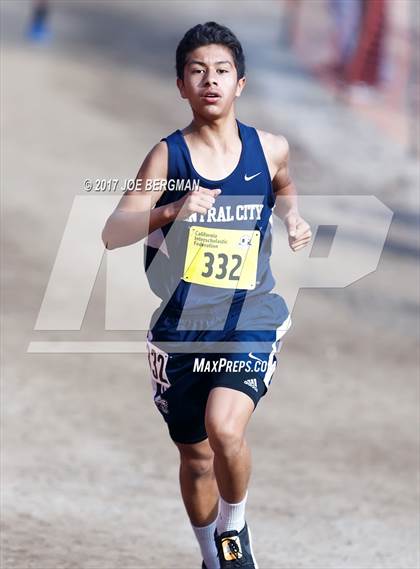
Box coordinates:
[182,226,260,289]
[146,338,171,393]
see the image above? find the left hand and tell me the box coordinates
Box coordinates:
[283,212,312,252]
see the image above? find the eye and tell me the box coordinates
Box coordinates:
[192,69,204,74]
[217,69,228,74]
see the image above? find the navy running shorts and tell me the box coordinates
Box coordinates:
[146,293,292,444]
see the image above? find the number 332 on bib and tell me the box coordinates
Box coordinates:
[182,226,260,290]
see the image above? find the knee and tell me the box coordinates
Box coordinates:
[206,420,244,458]
[179,449,214,480]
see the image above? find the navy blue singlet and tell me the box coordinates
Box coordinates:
[144,119,278,316]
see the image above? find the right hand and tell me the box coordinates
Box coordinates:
[175,186,222,220]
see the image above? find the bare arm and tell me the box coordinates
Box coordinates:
[271,142,300,222]
[102,142,173,250]
[102,141,221,250]
[258,131,312,251]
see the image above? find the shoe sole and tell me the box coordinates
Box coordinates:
[247,524,258,569]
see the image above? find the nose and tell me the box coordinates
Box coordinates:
[203,69,218,86]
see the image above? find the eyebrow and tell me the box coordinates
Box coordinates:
[188,60,233,66]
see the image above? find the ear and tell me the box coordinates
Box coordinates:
[235,76,246,98]
[177,77,188,99]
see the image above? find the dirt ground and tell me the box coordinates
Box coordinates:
[1,2,419,568]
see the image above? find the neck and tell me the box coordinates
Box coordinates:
[184,110,239,150]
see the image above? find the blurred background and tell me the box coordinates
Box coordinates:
[2,1,419,568]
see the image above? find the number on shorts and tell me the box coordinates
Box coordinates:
[147,341,170,393]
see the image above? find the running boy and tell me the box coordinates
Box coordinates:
[102,22,311,569]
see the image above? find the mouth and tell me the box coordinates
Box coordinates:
[200,91,222,104]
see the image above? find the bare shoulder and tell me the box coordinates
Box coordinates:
[256,130,289,178]
[117,140,168,211]
[130,140,168,188]
[142,140,168,172]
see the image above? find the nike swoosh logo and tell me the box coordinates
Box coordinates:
[248,352,264,363]
[244,172,262,182]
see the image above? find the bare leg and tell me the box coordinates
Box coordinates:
[205,387,254,502]
[175,438,219,526]
[213,437,251,503]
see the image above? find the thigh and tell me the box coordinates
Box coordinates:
[205,386,255,439]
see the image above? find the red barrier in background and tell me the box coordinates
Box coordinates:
[281,0,418,153]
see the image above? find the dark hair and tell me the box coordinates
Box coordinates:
[176,21,245,80]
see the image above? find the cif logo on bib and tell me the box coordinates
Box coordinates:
[238,234,252,247]
[183,226,260,290]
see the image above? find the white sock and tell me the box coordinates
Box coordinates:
[192,518,219,569]
[216,491,248,534]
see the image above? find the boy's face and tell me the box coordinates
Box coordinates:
[177,44,246,118]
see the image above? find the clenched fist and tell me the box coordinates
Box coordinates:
[175,186,222,220]
[283,211,312,252]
